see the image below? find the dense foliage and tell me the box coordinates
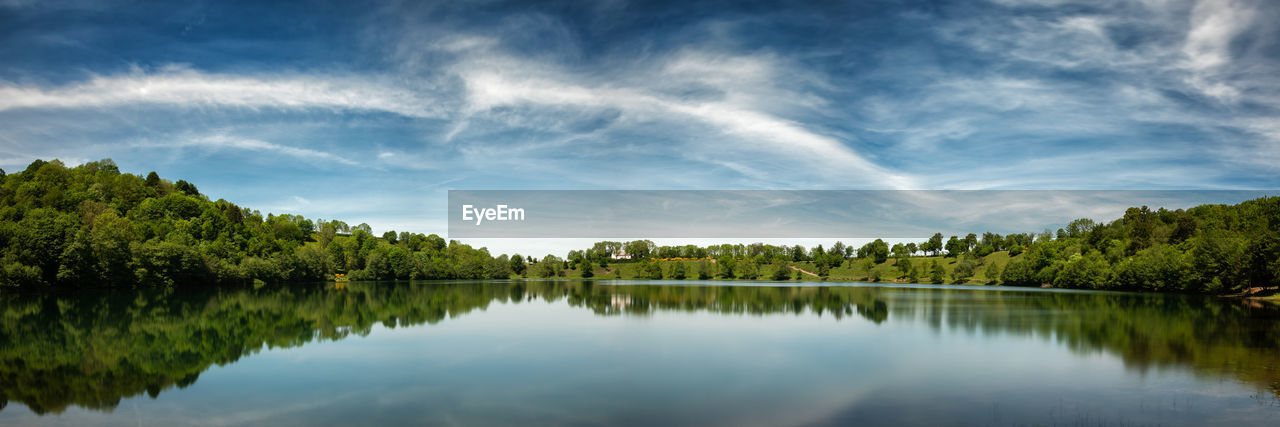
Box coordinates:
[2,159,1277,293]
[581,198,1279,293]
[0,159,512,288]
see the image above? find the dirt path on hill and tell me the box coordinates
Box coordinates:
[788,265,820,277]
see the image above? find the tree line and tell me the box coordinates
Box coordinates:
[2,159,1277,293]
[573,199,1279,293]
[0,159,514,288]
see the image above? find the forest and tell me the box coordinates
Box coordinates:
[1,159,1277,294]
[0,159,510,288]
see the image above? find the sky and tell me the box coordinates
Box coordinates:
[1,0,1278,254]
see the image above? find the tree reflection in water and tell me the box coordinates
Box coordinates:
[0,281,1277,414]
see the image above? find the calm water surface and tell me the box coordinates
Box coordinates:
[1,280,1278,426]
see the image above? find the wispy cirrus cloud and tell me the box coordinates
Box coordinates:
[1,0,1279,250]
[0,66,448,119]
[127,133,358,166]
[447,45,918,189]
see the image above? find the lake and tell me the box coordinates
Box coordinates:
[1,280,1278,426]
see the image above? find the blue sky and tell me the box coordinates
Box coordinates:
[1,0,1278,251]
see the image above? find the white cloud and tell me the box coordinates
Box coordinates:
[0,66,446,118]
[1183,0,1253,71]
[131,134,359,166]
[451,49,918,189]
[1181,0,1258,101]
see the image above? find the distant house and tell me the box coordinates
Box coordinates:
[611,249,632,260]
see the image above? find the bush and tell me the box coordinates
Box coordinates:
[668,262,685,280]
[1000,259,1036,286]
[952,259,976,283]
[0,261,44,287]
[1111,245,1189,291]
[771,263,790,280]
[1053,253,1111,289]
[930,262,945,284]
[697,260,711,280]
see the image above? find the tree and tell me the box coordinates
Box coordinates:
[930,261,946,284]
[509,254,526,277]
[830,241,847,259]
[1009,245,1024,256]
[771,262,790,280]
[984,262,1001,284]
[1054,253,1111,289]
[1000,259,1036,286]
[858,239,889,264]
[670,261,687,279]
[579,259,594,278]
[382,230,398,244]
[1124,206,1154,254]
[790,245,807,261]
[891,243,907,258]
[1113,245,1190,292]
[895,257,913,278]
[534,255,562,278]
[945,236,963,257]
[697,260,712,280]
[644,259,663,279]
[1170,214,1197,244]
[952,259,976,283]
[86,211,135,285]
[924,233,944,256]
[717,257,737,279]
[318,222,337,248]
[174,180,199,196]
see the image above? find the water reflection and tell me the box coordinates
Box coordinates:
[0,280,1277,415]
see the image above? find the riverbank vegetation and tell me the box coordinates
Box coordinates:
[543,200,1280,294]
[1,159,1277,293]
[0,159,511,288]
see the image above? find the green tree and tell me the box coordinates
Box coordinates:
[952,259,976,283]
[984,261,1001,284]
[1054,253,1111,289]
[174,180,199,196]
[717,257,736,279]
[945,236,963,257]
[645,259,663,279]
[697,260,712,280]
[670,261,687,280]
[509,254,526,277]
[930,261,946,284]
[923,233,944,256]
[771,262,790,280]
[1000,259,1036,286]
[858,239,890,264]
